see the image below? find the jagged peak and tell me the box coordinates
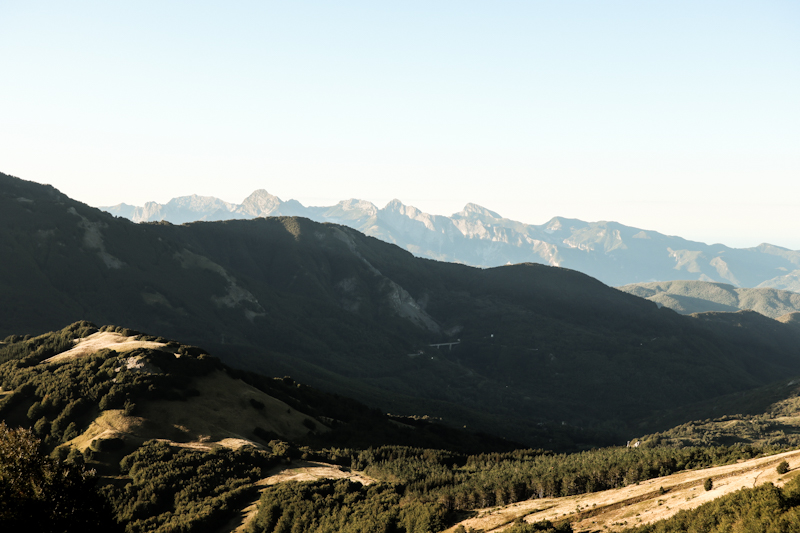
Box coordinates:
[382,199,428,220]
[544,216,585,231]
[165,194,235,209]
[384,198,407,210]
[243,189,281,201]
[239,189,284,216]
[336,198,378,213]
[457,203,502,219]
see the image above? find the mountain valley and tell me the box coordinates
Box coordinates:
[6,171,800,446]
[4,321,800,533]
[5,171,800,532]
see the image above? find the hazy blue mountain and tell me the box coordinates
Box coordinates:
[101,192,800,289]
[617,280,800,318]
[757,270,800,293]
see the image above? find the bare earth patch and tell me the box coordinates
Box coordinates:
[68,409,146,451]
[218,461,375,533]
[445,448,800,533]
[43,331,169,363]
[259,460,375,487]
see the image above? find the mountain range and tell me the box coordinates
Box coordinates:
[7,170,800,447]
[102,191,800,290]
[10,170,800,532]
[618,280,800,319]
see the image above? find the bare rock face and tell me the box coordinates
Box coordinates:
[238,190,283,217]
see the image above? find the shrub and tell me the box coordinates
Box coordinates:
[249,398,265,410]
[91,437,125,453]
[777,460,790,474]
[704,478,713,491]
[0,422,119,531]
[27,401,43,420]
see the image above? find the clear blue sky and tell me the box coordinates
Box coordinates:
[1,1,798,248]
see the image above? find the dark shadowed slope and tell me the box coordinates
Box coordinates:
[5,171,800,445]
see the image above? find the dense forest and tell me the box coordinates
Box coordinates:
[624,475,800,532]
[2,322,800,532]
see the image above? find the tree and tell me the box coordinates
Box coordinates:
[0,422,120,532]
[26,401,43,420]
[777,460,790,475]
[704,477,713,491]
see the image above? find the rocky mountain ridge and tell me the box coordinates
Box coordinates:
[102,191,800,289]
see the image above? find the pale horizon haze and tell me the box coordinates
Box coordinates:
[1,2,798,249]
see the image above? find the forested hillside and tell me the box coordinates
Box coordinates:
[5,171,800,445]
[1,322,797,532]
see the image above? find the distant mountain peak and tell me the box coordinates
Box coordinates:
[544,216,584,232]
[239,190,283,216]
[337,198,378,213]
[244,189,281,201]
[166,194,232,207]
[457,203,502,219]
[98,187,800,289]
[384,198,406,210]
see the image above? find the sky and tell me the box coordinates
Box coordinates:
[1,1,798,249]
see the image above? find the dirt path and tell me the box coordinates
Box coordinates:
[215,461,375,533]
[444,448,800,533]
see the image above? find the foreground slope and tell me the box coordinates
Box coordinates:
[6,172,800,445]
[4,322,800,533]
[447,449,800,533]
[102,190,800,288]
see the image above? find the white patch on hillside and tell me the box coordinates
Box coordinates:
[332,227,381,275]
[141,291,187,314]
[336,276,362,312]
[174,249,266,320]
[115,355,163,374]
[332,227,440,331]
[384,280,440,333]
[710,256,741,286]
[67,207,125,269]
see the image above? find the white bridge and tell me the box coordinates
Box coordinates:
[428,341,461,351]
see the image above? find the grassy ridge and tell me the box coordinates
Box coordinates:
[623,475,800,533]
